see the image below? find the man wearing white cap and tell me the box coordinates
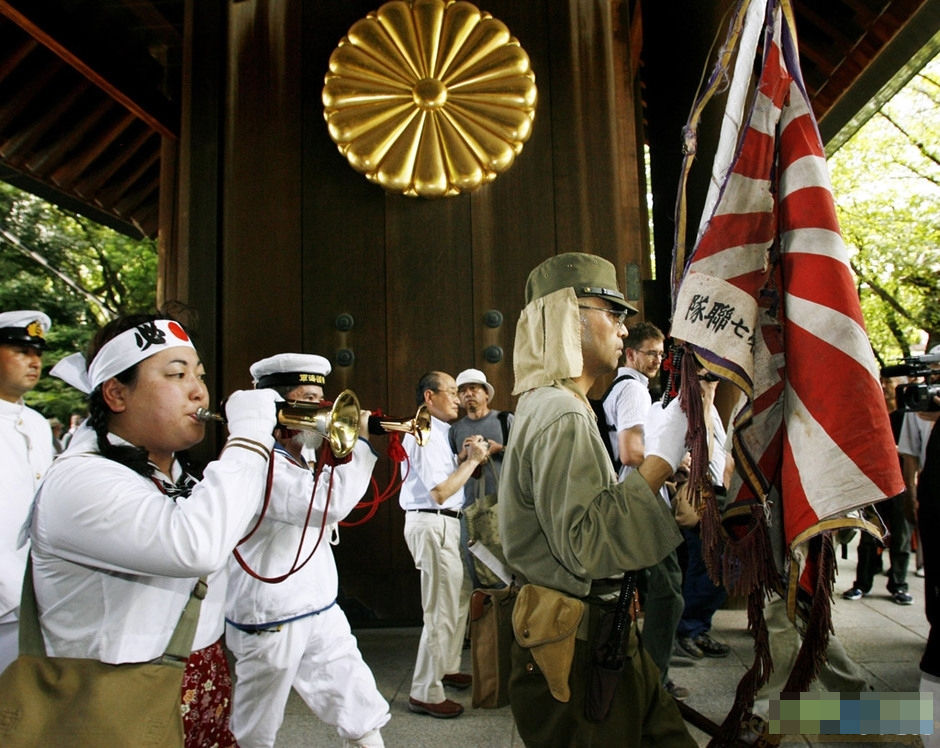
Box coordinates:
[225,353,389,748]
[0,309,54,671]
[448,368,512,586]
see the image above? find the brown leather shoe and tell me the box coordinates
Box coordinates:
[442,672,472,689]
[407,697,464,718]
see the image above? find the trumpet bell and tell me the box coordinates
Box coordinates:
[277,389,361,458]
[411,405,431,446]
[371,404,432,446]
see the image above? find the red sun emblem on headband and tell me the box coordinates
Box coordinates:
[167,321,190,341]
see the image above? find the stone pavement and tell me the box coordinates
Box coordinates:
[275,537,929,747]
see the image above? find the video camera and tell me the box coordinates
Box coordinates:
[881,352,940,412]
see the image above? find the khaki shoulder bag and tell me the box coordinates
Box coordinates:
[0,557,206,748]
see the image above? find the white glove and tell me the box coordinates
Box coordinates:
[224,389,282,442]
[644,397,689,473]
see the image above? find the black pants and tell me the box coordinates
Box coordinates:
[854,494,911,593]
[920,492,940,675]
[918,426,940,676]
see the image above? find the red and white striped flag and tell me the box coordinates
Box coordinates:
[668,0,904,731]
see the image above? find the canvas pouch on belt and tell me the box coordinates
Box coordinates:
[511,583,585,702]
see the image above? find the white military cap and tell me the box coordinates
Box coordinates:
[455,368,494,399]
[250,353,332,389]
[0,310,51,350]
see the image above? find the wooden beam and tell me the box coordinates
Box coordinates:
[0,36,37,82]
[102,150,159,212]
[0,0,177,139]
[50,110,136,189]
[74,126,157,198]
[0,58,63,130]
[0,80,89,162]
[25,101,113,174]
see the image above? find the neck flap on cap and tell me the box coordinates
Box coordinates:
[512,287,583,395]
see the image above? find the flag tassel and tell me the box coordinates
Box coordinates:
[782,535,837,692]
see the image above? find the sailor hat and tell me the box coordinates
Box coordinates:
[0,310,51,350]
[250,353,332,389]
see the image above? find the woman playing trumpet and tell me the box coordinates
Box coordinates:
[32,311,280,746]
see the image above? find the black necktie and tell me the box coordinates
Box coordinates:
[153,472,198,501]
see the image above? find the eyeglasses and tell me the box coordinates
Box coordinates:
[578,305,628,328]
[636,350,665,359]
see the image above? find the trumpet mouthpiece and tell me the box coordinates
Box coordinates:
[195,407,226,423]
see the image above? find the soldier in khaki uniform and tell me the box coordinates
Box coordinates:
[498,253,695,746]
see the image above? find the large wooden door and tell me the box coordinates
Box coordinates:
[183,0,650,623]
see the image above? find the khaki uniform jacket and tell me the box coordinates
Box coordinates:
[498,381,682,597]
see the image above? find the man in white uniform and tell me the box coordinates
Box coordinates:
[400,371,489,718]
[225,353,388,748]
[0,309,54,671]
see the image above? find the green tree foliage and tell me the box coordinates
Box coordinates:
[830,56,940,367]
[0,183,157,420]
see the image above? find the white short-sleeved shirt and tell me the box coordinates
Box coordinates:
[225,439,376,626]
[897,411,936,470]
[601,367,649,473]
[398,415,463,511]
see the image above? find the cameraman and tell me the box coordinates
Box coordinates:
[907,346,940,741]
[898,346,940,525]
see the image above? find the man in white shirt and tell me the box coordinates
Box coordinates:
[399,371,489,718]
[601,321,689,699]
[602,321,666,478]
[0,309,54,671]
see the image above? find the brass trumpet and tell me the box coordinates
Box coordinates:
[368,405,431,446]
[195,389,362,458]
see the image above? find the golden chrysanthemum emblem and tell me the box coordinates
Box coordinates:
[322,0,537,198]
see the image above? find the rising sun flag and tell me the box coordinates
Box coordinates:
[665,0,905,741]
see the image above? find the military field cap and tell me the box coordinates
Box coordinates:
[524,252,638,314]
[250,353,331,389]
[456,367,494,399]
[0,309,51,350]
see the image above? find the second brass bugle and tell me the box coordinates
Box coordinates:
[368,404,431,446]
[195,389,361,458]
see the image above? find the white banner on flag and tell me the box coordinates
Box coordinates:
[670,271,760,380]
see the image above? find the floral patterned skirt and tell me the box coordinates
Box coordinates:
[181,639,238,748]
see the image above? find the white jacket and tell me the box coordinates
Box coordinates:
[0,398,53,621]
[30,425,273,663]
[225,439,377,627]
